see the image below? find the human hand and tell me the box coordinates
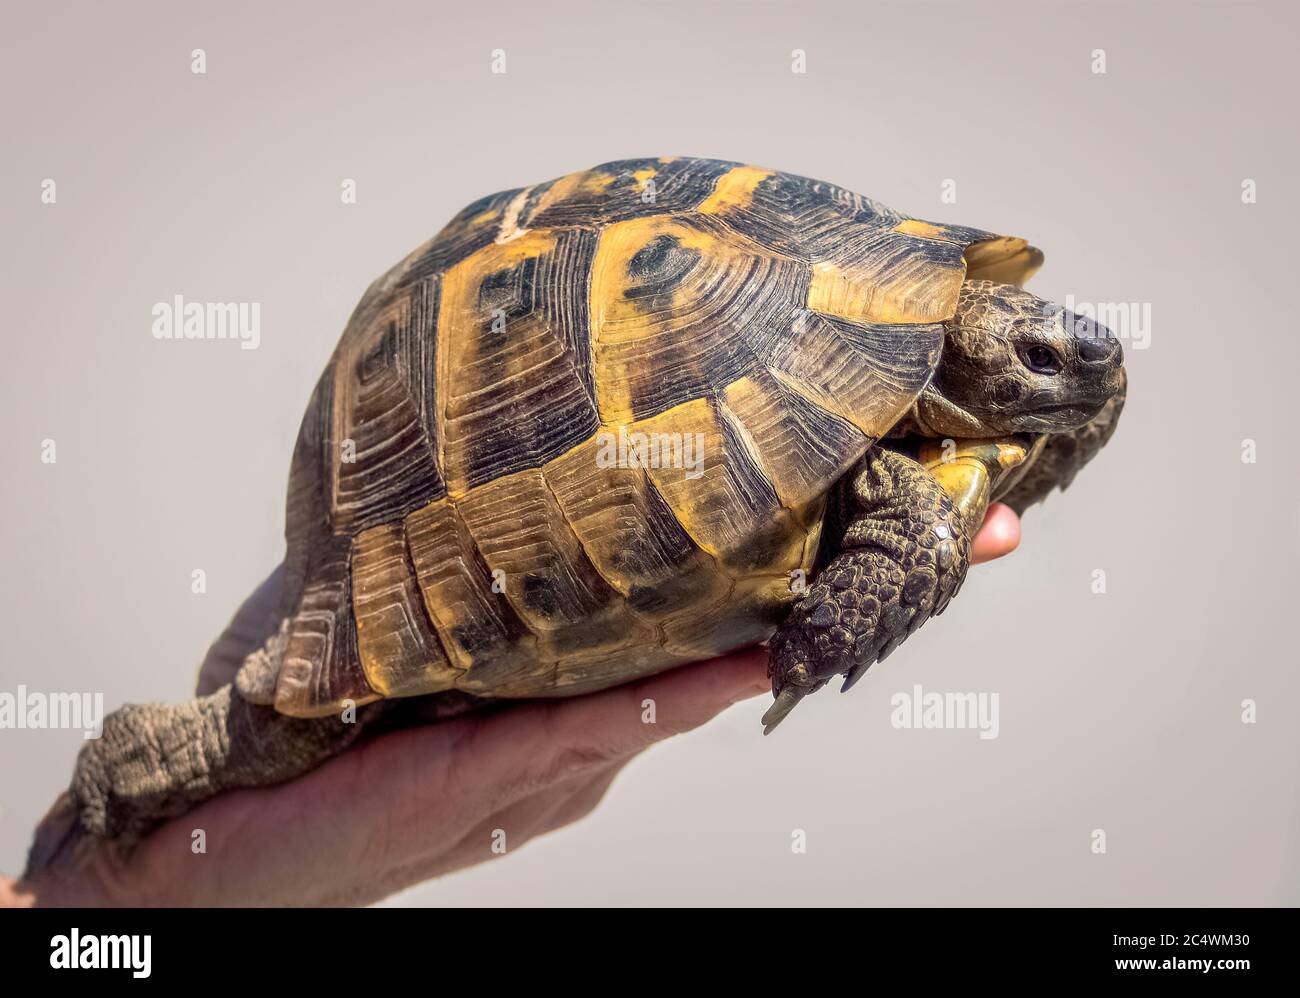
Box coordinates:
[3,504,1019,907]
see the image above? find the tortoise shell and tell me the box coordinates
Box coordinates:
[244,157,1042,717]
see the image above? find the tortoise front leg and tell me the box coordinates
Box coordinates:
[763,439,1028,733]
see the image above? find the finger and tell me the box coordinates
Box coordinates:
[971,502,1021,564]
[423,762,630,886]
[434,644,768,812]
[539,763,626,833]
[543,644,771,759]
[479,761,627,854]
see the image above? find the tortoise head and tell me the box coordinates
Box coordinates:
[913,280,1125,436]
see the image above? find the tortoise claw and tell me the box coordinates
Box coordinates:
[840,659,873,693]
[761,685,807,735]
[876,635,904,664]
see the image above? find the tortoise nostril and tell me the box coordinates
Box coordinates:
[1076,335,1120,363]
[1061,310,1121,365]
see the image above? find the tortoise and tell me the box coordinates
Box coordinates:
[27,157,1125,870]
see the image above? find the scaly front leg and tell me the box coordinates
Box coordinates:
[763,439,1028,733]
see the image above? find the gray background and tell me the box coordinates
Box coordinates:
[2,0,1296,905]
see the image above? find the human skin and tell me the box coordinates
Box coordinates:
[1,504,1020,908]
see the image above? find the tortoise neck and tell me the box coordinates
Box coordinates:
[900,387,990,439]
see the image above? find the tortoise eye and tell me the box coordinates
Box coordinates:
[1020,344,1061,374]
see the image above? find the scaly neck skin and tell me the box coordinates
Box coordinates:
[897,386,991,439]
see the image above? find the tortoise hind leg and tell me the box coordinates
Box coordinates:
[763,440,1027,732]
[25,685,374,875]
